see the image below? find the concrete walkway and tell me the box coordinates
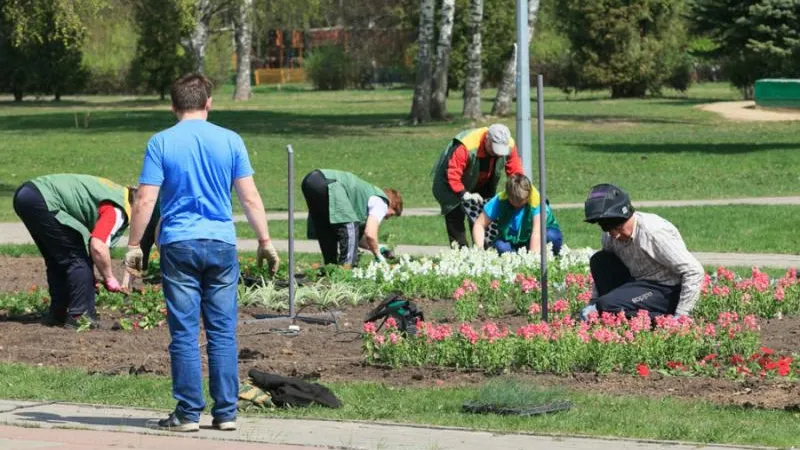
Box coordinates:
[0,400,773,450]
[1,222,799,268]
[254,195,800,222]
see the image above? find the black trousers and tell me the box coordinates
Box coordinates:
[443,184,495,248]
[13,182,96,318]
[590,250,680,318]
[301,170,362,266]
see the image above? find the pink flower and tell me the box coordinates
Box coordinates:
[374,335,385,345]
[490,279,501,290]
[385,316,398,330]
[452,287,466,300]
[775,287,785,302]
[577,290,593,304]
[591,327,619,344]
[363,322,377,335]
[703,323,716,337]
[389,332,400,344]
[629,310,651,334]
[552,299,569,313]
[717,267,735,281]
[459,323,479,344]
[516,322,551,340]
[528,302,541,316]
[742,314,759,331]
[461,279,478,292]
[711,285,730,297]
[481,322,508,342]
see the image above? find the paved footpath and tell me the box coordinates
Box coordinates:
[0,400,774,450]
[2,195,799,269]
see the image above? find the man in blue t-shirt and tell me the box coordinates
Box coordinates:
[124,74,280,433]
[472,174,563,255]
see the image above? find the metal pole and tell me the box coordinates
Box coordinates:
[287,144,296,319]
[516,0,532,178]
[537,75,548,322]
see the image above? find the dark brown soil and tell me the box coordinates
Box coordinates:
[1,256,798,411]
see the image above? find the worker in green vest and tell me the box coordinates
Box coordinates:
[472,174,564,256]
[12,174,143,329]
[301,169,403,267]
[431,124,524,248]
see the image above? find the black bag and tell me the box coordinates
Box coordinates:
[248,369,342,409]
[364,294,424,336]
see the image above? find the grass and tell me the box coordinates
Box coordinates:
[239,204,800,254]
[2,82,800,222]
[0,362,797,447]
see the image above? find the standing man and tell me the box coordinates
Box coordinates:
[13,174,134,328]
[301,169,403,267]
[580,184,704,320]
[431,123,524,248]
[124,74,280,433]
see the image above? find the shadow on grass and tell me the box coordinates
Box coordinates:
[580,142,800,154]
[0,98,168,108]
[546,114,700,125]
[0,109,407,137]
[0,183,18,197]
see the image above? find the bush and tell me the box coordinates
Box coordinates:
[305,45,353,91]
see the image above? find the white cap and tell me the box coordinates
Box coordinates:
[487,124,511,156]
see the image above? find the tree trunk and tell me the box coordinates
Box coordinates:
[233,0,253,101]
[409,0,436,124]
[430,0,456,120]
[13,87,23,102]
[183,0,213,74]
[462,0,484,120]
[491,0,540,116]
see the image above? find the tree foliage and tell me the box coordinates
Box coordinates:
[129,0,195,99]
[691,0,800,98]
[0,0,95,100]
[554,0,690,97]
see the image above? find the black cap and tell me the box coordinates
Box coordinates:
[584,184,633,223]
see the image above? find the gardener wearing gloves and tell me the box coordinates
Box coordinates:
[580,184,704,320]
[125,74,279,433]
[472,174,563,256]
[431,123,524,248]
[301,169,403,267]
[13,174,136,328]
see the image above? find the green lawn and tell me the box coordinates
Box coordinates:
[2,83,800,223]
[0,362,796,447]
[239,204,800,254]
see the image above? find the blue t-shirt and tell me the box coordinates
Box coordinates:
[483,194,542,235]
[138,119,254,245]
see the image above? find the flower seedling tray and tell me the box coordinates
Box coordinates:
[462,400,572,417]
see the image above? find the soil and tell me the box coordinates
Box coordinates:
[697,101,800,122]
[1,256,799,411]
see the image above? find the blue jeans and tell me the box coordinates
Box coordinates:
[161,239,239,423]
[494,227,564,256]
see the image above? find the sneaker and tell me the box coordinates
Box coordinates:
[157,412,199,432]
[212,418,237,431]
[40,312,66,327]
[64,314,100,330]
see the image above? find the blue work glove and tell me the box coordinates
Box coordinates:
[580,304,598,322]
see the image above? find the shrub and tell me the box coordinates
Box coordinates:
[304,45,353,91]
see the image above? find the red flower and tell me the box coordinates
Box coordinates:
[759,346,775,356]
[636,364,650,377]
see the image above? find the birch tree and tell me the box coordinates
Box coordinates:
[409,0,436,124]
[491,0,539,116]
[430,0,456,119]
[233,0,253,100]
[462,0,483,120]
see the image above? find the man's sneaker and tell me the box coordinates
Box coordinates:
[157,412,199,432]
[64,314,100,330]
[212,418,237,431]
[40,312,66,327]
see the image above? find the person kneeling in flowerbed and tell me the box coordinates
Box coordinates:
[471,174,563,256]
[581,183,704,321]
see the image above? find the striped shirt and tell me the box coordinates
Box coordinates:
[601,212,704,316]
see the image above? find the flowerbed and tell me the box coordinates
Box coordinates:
[363,311,800,379]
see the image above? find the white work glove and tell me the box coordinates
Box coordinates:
[124,246,144,276]
[257,240,280,276]
[461,192,483,203]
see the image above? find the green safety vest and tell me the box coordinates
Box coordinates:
[320,169,388,225]
[31,174,130,250]
[431,127,511,214]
